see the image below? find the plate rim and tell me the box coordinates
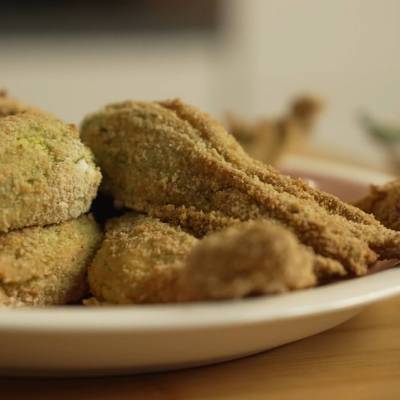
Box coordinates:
[1,268,399,332]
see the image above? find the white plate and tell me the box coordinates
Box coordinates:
[0,157,399,376]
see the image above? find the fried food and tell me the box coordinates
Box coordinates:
[182,220,316,300]
[0,215,102,306]
[0,112,101,232]
[88,214,197,304]
[356,179,400,231]
[227,95,323,164]
[81,99,400,280]
[88,215,317,304]
[0,90,41,117]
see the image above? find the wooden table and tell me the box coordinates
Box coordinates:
[2,296,400,400]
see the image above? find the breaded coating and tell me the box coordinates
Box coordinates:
[81,99,400,280]
[0,90,41,117]
[88,214,198,304]
[183,220,316,300]
[356,179,400,231]
[0,215,102,307]
[88,216,317,304]
[0,113,102,232]
[227,95,323,164]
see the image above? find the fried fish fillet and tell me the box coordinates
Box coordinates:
[0,215,102,306]
[81,99,400,279]
[88,215,316,304]
[0,112,101,232]
[356,178,400,231]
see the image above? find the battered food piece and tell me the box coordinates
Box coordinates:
[0,215,102,307]
[227,95,323,164]
[88,214,198,304]
[356,179,400,231]
[81,99,400,280]
[183,220,316,300]
[88,215,317,304]
[0,112,102,232]
[0,90,41,117]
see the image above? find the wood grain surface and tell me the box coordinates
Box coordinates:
[1,296,400,400]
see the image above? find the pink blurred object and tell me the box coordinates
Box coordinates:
[280,156,393,203]
[282,167,369,202]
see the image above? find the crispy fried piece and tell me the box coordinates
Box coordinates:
[0,90,41,117]
[88,214,198,304]
[88,216,318,304]
[227,95,324,164]
[81,99,400,279]
[356,179,400,231]
[0,113,102,232]
[0,215,102,307]
[182,220,316,300]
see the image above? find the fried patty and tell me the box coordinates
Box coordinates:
[0,215,102,306]
[0,113,101,232]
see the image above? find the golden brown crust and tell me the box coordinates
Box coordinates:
[157,99,377,226]
[81,98,400,279]
[0,215,102,307]
[356,179,400,231]
[182,220,316,300]
[88,216,320,304]
[88,214,198,304]
[0,112,101,232]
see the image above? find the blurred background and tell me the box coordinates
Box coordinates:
[1,0,399,171]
